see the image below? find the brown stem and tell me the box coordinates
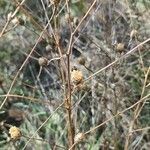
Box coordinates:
[66,54,75,149]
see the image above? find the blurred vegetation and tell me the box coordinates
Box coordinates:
[0,0,150,150]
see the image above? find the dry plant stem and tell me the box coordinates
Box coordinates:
[2,23,19,36]
[22,102,64,150]
[67,0,97,55]
[74,38,150,150]
[65,0,73,32]
[135,67,150,117]
[37,66,43,79]
[68,94,150,150]
[137,45,145,74]
[70,37,149,109]
[0,11,55,110]
[52,6,68,81]
[124,67,150,150]
[13,0,50,36]
[131,126,150,133]
[23,135,49,143]
[51,6,67,98]
[56,3,67,18]
[64,1,97,148]
[65,0,75,148]
[85,38,150,81]
[66,54,75,149]
[65,2,97,148]
[112,68,120,150]
[51,5,74,148]
[40,0,56,35]
[0,0,26,37]
[0,94,52,105]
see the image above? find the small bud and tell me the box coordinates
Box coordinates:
[9,126,21,140]
[74,133,85,143]
[38,57,48,66]
[78,57,86,66]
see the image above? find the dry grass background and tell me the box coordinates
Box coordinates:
[0,0,150,150]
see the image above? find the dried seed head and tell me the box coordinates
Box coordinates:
[9,126,21,140]
[46,44,52,52]
[116,43,125,52]
[71,69,83,85]
[74,133,85,143]
[78,57,86,66]
[38,57,48,66]
[50,0,60,5]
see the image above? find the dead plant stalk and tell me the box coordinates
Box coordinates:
[124,67,150,150]
[65,0,97,149]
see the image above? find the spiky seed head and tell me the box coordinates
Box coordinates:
[116,43,125,52]
[9,126,21,140]
[74,133,85,143]
[71,69,83,85]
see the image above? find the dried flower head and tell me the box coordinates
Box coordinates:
[74,133,85,143]
[9,126,21,140]
[116,43,125,52]
[38,57,48,66]
[71,68,83,85]
[50,0,60,5]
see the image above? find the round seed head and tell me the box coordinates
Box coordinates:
[71,69,83,85]
[38,57,48,66]
[74,133,85,143]
[116,43,125,52]
[9,126,21,140]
